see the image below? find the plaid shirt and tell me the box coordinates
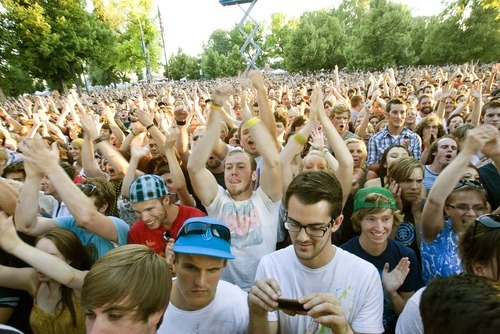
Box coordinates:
[366,127,422,166]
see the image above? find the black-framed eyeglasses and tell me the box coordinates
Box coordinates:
[447,203,487,213]
[178,222,231,242]
[77,183,97,194]
[283,212,333,238]
[454,179,483,190]
[472,214,500,236]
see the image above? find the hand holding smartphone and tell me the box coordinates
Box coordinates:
[277,298,306,312]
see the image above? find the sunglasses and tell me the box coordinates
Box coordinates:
[472,214,500,236]
[178,222,231,242]
[193,135,202,141]
[77,183,97,194]
[163,230,171,242]
[454,179,483,190]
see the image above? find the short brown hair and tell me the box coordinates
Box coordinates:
[81,245,171,323]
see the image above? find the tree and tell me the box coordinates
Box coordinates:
[420,0,499,64]
[350,0,416,69]
[263,12,298,61]
[201,49,225,79]
[168,49,199,81]
[1,0,116,92]
[92,0,162,82]
[284,19,328,72]
[224,44,246,76]
[206,29,233,55]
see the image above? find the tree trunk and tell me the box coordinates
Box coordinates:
[69,62,83,95]
[0,86,7,102]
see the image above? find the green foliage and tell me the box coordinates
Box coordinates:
[351,0,416,69]
[420,0,499,64]
[168,49,200,81]
[263,12,298,60]
[0,0,497,90]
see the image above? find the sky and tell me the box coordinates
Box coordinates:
[158,0,446,59]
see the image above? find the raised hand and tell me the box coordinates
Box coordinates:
[382,258,410,293]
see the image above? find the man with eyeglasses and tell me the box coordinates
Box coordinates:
[248,171,383,334]
[158,217,248,333]
[14,138,130,259]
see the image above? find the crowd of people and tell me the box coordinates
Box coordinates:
[0,62,499,333]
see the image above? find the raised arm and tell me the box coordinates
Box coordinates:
[313,86,353,206]
[0,178,19,216]
[14,151,58,236]
[163,127,195,207]
[121,146,146,199]
[240,91,282,202]
[421,125,496,242]
[0,215,86,291]
[247,70,279,150]
[279,111,316,193]
[187,86,232,207]
[21,139,120,243]
[80,116,107,179]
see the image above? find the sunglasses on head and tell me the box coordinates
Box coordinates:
[77,183,97,194]
[454,179,483,190]
[178,222,231,242]
[472,214,500,236]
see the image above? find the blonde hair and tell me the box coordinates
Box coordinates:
[351,193,404,232]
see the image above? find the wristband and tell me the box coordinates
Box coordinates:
[175,119,186,126]
[146,123,155,130]
[210,105,224,112]
[211,101,223,108]
[93,135,108,145]
[244,117,260,129]
[130,129,137,136]
[294,133,307,146]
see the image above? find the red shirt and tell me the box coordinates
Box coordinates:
[128,205,206,257]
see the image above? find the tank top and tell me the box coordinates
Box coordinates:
[29,293,86,334]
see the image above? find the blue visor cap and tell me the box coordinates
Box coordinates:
[174,217,235,259]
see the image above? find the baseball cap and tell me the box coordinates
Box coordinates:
[174,217,234,259]
[129,174,168,203]
[354,186,397,211]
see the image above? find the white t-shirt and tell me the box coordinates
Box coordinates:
[395,286,425,334]
[207,186,281,291]
[255,245,384,334]
[158,280,248,334]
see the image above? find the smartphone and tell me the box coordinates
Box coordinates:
[277,298,306,312]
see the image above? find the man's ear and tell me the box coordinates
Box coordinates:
[251,170,257,182]
[331,214,344,233]
[98,203,108,214]
[162,196,170,206]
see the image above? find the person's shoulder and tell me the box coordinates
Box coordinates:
[130,220,145,231]
[55,215,76,226]
[388,238,417,257]
[335,247,378,274]
[107,216,131,230]
[339,236,359,252]
[178,204,206,217]
[218,280,247,298]
[259,245,293,264]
